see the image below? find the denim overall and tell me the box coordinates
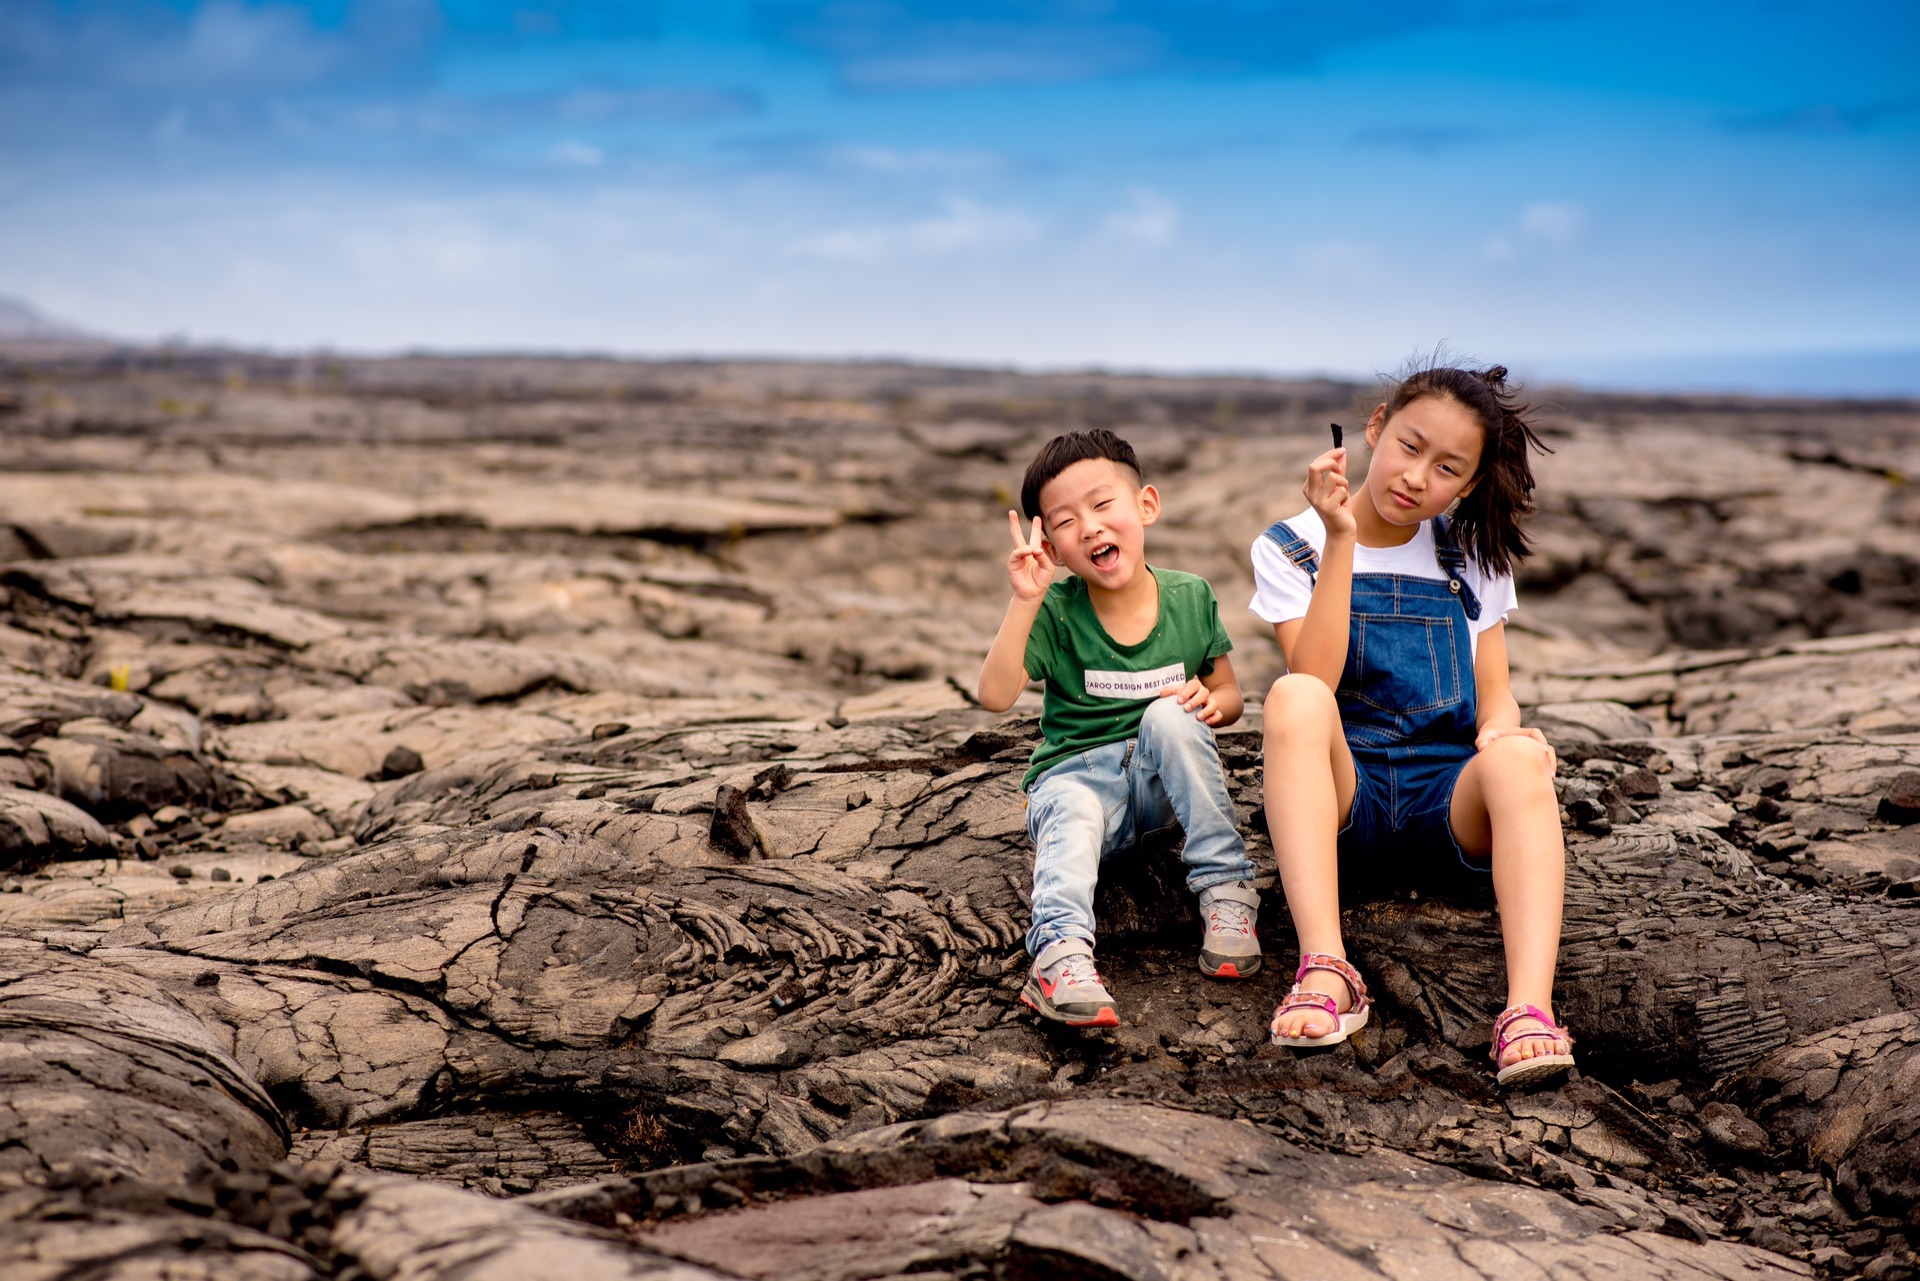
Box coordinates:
[1261,515,1489,876]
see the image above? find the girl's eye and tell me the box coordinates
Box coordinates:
[1401,441,1418,455]
[1095,500,1111,510]
[1440,465,1458,477]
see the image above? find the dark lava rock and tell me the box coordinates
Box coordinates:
[709,783,762,858]
[1567,796,1612,834]
[1615,767,1662,799]
[381,745,426,780]
[0,785,113,872]
[34,733,224,822]
[1699,1102,1770,1158]
[1878,771,1920,824]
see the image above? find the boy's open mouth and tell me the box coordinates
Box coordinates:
[1090,543,1120,569]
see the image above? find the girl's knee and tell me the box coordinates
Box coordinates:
[1482,734,1557,792]
[1262,674,1337,739]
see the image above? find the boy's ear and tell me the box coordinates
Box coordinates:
[1137,483,1161,527]
[1364,403,1388,449]
[1039,534,1066,567]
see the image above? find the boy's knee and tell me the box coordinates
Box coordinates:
[1139,694,1204,739]
[1031,786,1106,843]
[1262,673,1336,738]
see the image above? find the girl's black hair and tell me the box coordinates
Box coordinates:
[1378,359,1551,579]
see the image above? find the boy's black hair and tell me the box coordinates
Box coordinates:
[1377,359,1552,579]
[1020,429,1142,524]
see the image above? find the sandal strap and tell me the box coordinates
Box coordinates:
[1294,952,1368,1008]
[1276,987,1340,1019]
[1490,1003,1574,1061]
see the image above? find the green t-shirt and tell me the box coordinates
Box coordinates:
[1021,567,1233,790]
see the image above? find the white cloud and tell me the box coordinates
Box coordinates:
[548,141,604,168]
[119,0,345,91]
[833,145,1008,176]
[1486,201,1586,260]
[1103,188,1179,248]
[792,198,1042,263]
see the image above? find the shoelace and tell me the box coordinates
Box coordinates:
[1207,898,1253,937]
[1052,951,1101,989]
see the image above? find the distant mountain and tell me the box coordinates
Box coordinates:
[0,295,103,342]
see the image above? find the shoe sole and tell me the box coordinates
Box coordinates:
[1496,1052,1575,1088]
[1020,984,1119,1028]
[1199,951,1261,979]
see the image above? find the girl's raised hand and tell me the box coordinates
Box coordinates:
[1304,447,1356,537]
[1006,511,1055,602]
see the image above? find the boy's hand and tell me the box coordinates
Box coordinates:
[1006,511,1054,602]
[1162,677,1228,726]
[1305,447,1356,538]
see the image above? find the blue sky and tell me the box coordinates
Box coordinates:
[2,1,1916,391]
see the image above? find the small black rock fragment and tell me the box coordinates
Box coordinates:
[1614,767,1662,799]
[380,745,425,780]
[710,784,762,858]
[1698,1101,1770,1158]
[1879,771,1920,824]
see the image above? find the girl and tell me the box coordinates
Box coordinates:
[1249,362,1574,1087]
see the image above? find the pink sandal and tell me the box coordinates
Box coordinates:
[1491,1003,1576,1087]
[1269,952,1370,1048]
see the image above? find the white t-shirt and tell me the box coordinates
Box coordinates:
[1247,509,1517,657]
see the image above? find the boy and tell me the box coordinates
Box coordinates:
[977,429,1260,1027]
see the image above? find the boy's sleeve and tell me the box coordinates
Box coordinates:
[1208,585,1233,658]
[1197,580,1232,678]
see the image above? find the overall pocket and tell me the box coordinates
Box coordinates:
[1345,613,1462,718]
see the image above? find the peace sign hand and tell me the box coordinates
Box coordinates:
[1006,510,1055,602]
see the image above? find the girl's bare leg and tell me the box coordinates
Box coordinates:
[1261,674,1361,1040]
[1449,734,1570,1064]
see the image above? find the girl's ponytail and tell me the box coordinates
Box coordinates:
[1379,359,1550,579]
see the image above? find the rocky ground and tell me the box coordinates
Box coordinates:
[3,347,1920,1280]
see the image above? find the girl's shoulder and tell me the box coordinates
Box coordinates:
[1257,507,1327,553]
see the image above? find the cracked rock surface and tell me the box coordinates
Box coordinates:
[2,350,1918,1279]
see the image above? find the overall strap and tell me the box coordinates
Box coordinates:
[1431,515,1483,620]
[1260,520,1319,587]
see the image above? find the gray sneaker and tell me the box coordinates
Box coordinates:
[1197,882,1262,978]
[1021,939,1119,1027]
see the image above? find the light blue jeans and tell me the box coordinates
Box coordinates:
[1025,696,1255,956]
